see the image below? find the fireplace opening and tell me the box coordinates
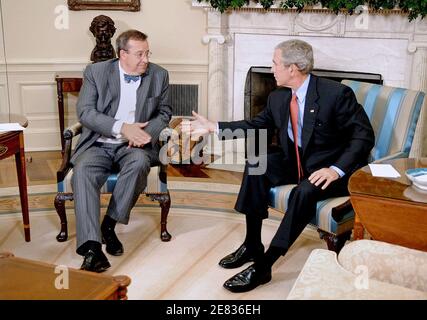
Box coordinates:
[244,67,383,152]
[245,67,383,120]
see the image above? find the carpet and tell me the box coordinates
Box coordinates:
[0,181,326,300]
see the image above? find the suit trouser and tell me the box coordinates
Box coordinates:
[71,142,153,251]
[234,151,350,253]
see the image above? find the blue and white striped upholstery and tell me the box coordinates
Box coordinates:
[269,80,425,235]
[57,165,168,194]
[342,80,424,162]
[269,185,353,234]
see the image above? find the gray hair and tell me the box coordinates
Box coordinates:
[275,40,314,74]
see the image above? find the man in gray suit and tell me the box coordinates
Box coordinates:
[71,30,172,272]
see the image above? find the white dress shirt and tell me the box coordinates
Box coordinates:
[97,62,141,144]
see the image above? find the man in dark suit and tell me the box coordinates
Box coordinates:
[71,30,171,272]
[190,39,374,292]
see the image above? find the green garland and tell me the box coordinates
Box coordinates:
[196,0,426,21]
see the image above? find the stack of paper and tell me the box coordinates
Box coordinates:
[368,164,401,178]
[0,123,26,132]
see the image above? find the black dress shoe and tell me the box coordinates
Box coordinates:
[219,244,264,269]
[80,249,111,273]
[101,225,124,256]
[223,264,272,293]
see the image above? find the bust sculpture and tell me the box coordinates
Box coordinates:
[89,15,116,63]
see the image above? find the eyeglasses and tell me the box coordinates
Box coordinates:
[124,50,152,59]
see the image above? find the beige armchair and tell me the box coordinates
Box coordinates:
[287,240,427,300]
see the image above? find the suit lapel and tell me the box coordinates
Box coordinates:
[135,65,152,122]
[107,60,121,117]
[301,75,319,156]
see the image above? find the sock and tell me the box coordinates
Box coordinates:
[262,245,285,269]
[244,214,263,250]
[102,214,117,230]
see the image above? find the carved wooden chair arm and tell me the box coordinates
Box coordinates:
[57,122,82,182]
[64,122,83,140]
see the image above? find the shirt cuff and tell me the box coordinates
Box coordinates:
[215,123,219,135]
[330,165,345,178]
[112,120,125,138]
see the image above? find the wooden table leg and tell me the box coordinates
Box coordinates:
[15,132,30,242]
[353,212,364,240]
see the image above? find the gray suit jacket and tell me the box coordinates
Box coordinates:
[71,59,172,165]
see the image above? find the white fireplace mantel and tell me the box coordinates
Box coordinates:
[193,0,427,156]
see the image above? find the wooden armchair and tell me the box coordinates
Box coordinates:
[54,122,172,243]
[269,80,425,252]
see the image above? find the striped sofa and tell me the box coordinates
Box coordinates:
[269,80,425,252]
[54,122,172,243]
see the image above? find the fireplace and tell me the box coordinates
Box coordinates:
[193,1,427,156]
[244,67,383,120]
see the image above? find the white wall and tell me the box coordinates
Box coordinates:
[1,0,208,150]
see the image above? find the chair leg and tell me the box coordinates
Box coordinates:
[147,192,172,242]
[318,229,352,254]
[54,192,74,242]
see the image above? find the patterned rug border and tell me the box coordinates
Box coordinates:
[0,180,240,198]
[0,181,241,217]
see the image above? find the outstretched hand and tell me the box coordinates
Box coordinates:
[182,111,217,140]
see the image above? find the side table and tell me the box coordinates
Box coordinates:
[0,114,30,241]
[55,73,83,154]
[0,252,131,300]
[349,158,427,251]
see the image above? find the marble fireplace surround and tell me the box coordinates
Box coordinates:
[193,1,427,156]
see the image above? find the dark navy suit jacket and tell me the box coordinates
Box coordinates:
[219,75,375,176]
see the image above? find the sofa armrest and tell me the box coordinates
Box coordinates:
[338,240,427,292]
[287,248,427,300]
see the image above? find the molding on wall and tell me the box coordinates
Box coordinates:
[4,59,208,73]
[2,60,208,151]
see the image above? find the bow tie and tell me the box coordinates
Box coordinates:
[124,74,141,83]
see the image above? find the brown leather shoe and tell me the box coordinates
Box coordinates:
[218,243,264,269]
